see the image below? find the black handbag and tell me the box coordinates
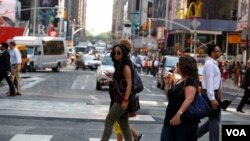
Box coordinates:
[133,68,144,94]
[117,86,140,113]
[182,79,211,120]
[127,94,140,113]
[186,91,211,120]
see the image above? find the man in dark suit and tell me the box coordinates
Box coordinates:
[0,42,16,96]
[237,60,250,113]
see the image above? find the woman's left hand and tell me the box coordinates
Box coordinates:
[121,101,128,110]
[169,114,181,126]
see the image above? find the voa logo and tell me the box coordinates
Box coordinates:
[226,129,246,136]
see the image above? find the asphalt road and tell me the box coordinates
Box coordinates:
[0,66,249,141]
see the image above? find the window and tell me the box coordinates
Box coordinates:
[43,40,65,55]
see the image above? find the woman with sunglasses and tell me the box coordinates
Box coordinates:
[101,40,135,141]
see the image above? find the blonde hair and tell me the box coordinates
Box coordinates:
[119,39,132,52]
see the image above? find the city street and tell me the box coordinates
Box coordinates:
[0,66,249,141]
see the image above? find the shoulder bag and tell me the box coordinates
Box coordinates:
[133,68,144,94]
[117,68,141,113]
[183,79,211,120]
[117,87,140,113]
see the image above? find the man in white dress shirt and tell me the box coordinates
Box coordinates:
[196,44,222,141]
[9,41,22,95]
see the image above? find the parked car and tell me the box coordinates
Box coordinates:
[96,53,114,90]
[83,54,101,70]
[156,55,179,89]
[75,54,85,70]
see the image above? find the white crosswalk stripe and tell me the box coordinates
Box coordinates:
[10,134,52,141]
[0,99,155,121]
[89,138,116,141]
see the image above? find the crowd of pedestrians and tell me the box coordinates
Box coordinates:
[0,41,22,96]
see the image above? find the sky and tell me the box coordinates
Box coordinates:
[86,0,113,36]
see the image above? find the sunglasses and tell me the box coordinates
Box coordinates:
[114,50,122,56]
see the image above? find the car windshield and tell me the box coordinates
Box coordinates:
[87,46,95,52]
[164,57,179,68]
[102,56,113,66]
[26,47,34,55]
[83,55,95,60]
[95,47,105,54]
[75,47,87,54]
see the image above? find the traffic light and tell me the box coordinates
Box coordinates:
[133,22,139,31]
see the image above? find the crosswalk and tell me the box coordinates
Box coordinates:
[1,70,250,141]
[10,134,52,141]
[10,135,117,141]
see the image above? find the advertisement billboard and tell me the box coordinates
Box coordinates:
[0,0,19,27]
[237,0,249,30]
[38,0,58,34]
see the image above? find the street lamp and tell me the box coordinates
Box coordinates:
[71,22,85,46]
[148,17,202,54]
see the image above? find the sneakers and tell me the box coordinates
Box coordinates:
[134,133,144,141]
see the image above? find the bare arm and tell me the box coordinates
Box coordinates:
[121,65,132,110]
[170,85,196,126]
[123,65,132,100]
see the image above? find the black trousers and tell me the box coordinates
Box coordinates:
[237,89,250,111]
[0,73,16,95]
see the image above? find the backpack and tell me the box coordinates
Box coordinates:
[133,68,144,94]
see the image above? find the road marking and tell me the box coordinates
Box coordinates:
[0,99,155,121]
[81,75,89,89]
[144,86,152,93]
[22,77,46,90]
[142,93,165,97]
[89,138,116,141]
[71,75,86,89]
[140,100,158,106]
[10,134,52,141]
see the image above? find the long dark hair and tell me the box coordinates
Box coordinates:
[179,55,199,83]
[110,44,134,91]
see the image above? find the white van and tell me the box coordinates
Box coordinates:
[13,36,68,72]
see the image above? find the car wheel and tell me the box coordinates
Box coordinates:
[96,81,102,90]
[28,62,35,72]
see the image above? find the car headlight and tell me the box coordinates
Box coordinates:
[85,62,88,65]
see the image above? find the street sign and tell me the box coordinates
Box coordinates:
[191,18,201,28]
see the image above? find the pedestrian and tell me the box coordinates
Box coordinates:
[236,60,250,113]
[161,55,200,141]
[196,44,222,141]
[0,42,16,96]
[9,41,22,95]
[135,54,142,73]
[100,40,135,141]
[104,72,143,141]
[233,62,241,86]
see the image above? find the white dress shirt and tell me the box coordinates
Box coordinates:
[202,57,221,101]
[9,47,22,65]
